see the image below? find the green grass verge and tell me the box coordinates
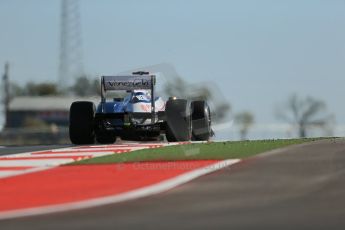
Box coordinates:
[71,138,326,165]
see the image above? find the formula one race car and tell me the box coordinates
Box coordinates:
[69,71,213,144]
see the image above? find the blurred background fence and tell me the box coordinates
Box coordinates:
[0,127,69,145]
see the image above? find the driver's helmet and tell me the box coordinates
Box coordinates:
[131,90,151,103]
[133,90,151,98]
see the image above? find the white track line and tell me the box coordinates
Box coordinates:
[0,171,25,178]
[47,146,146,152]
[0,144,166,178]
[0,148,75,158]
[0,167,53,179]
[0,159,240,220]
[37,153,112,157]
[2,153,114,158]
[0,159,75,167]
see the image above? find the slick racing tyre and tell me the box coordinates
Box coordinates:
[165,99,191,142]
[69,101,96,145]
[191,100,211,141]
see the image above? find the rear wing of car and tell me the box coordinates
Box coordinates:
[100,74,157,123]
[102,75,155,91]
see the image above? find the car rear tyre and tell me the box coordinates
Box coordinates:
[165,99,191,142]
[69,101,96,145]
[191,100,211,141]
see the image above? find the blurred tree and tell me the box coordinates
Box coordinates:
[70,76,100,96]
[26,82,59,96]
[91,78,101,95]
[9,82,26,98]
[276,94,334,138]
[9,76,103,98]
[9,82,60,97]
[163,76,231,122]
[235,111,254,140]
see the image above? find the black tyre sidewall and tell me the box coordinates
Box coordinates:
[69,101,96,144]
[191,101,211,141]
[165,99,191,142]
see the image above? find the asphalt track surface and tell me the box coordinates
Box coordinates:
[1,139,345,230]
[0,145,72,156]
